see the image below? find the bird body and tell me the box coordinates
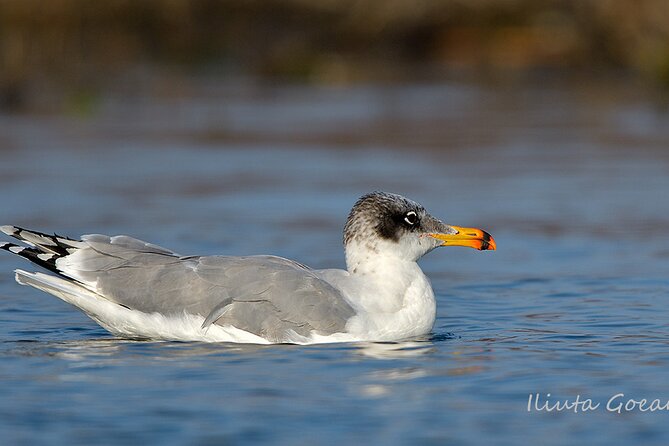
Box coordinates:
[1,192,495,344]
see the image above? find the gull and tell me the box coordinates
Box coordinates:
[0,192,495,344]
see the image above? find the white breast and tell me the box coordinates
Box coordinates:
[325,248,437,342]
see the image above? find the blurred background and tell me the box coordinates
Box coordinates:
[1,0,668,265]
[2,0,669,112]
[2,2,669,445]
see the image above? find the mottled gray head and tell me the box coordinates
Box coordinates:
[344,192,495,263]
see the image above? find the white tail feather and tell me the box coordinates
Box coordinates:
[15,270,113,320]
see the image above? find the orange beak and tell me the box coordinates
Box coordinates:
[429,225,496,251]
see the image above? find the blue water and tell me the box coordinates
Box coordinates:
[1,81,669,445]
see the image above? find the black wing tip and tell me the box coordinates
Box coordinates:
[1,241,22,253]
[2,225,79,256]
[0,243,60,273]
[2,225,76,240]
[1,225,19,236]
[1,226,74,275]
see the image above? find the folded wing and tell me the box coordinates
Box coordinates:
[2,227,355,342]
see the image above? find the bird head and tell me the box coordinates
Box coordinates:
[343,192,495,264]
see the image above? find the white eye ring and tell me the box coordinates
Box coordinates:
[404,211,417,225]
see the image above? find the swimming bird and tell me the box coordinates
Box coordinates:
[0,192,495,344]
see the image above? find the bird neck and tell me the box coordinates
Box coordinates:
[345,239,398,275]
[342,240,436,339]
[344,240,428,298]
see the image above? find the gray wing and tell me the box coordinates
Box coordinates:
[61,234,355,342]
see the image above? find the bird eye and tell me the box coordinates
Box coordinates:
[404,211,418,226]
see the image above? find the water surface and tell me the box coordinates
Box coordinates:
[1,81,669,445]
